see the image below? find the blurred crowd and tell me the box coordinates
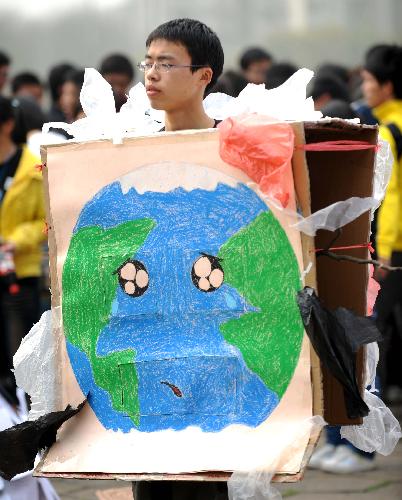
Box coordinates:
[0,40,401,494]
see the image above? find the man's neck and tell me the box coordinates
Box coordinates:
[0,137,16,165]
[164,102,214,132]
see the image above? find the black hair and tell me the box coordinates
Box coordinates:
[210,70,247,97]
[0,95,14,125]
[0,96,46,144]
[364,44,402,99]
[321,99,358,120]
[265,62,298,89]
[99,53,135,81]
[48,63,75,103]
[240,47,272,71]
[0,95,23,144]
[0,51,10,67]
[63,68,85,89]
[310,75,350,102]
[11,72,41,94]
[146,18,224,93]
[316,63,350,84]
[13,96,46,135]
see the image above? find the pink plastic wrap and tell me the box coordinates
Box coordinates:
[218,114,294,207]
[367,264,381,316]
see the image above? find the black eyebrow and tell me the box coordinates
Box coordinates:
[200,252,223,262]
[144,54,176,62]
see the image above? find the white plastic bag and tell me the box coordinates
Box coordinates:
[204,68,322,122]
[341,390,402,455]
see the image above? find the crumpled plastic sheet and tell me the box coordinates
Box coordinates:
[364,342,379,390]
[341,390,402,455]
[291,196,379,236]
[228,416,326,500]
[204,68,323,122]
[372,138,393,209]
[13,309,62,421]
[219,114,294,206]
[340,341,402,455]
[42,68,164,144]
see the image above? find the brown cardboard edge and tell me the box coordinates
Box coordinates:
[40,146,61,309]
[34,470,305,483]
[290,123,323,473]
[40,128,221,154]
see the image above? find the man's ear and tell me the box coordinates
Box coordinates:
[382,80,395,100]
[200,67,213,87]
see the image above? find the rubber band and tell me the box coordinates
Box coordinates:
[296,140,379,152]
[314,243,372,253]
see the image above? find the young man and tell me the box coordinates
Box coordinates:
[133,19,227,500]
[361,44,402,399]
[137,18,224,132]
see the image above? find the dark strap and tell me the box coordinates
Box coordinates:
[386,123,402,161]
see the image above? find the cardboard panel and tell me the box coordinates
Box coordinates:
[304,120,378,425]
[37,128,315,481]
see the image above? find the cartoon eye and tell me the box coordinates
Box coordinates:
[191,254,224,293]
[117,260,149,297]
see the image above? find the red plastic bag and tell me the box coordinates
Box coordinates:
[218,113,294,207]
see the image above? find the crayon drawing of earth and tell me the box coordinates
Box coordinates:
[62,163,304,432]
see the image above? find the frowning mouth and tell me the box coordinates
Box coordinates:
[146,86,161,97]
[161,381,183,398]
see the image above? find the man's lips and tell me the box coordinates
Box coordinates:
[146,86,161,97]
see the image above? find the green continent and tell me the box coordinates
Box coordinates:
[62,219,155,424]
[218,211,303,397]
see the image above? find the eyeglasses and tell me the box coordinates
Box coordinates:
[137,61,206,73]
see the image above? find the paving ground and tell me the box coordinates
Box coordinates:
[51,404,402,500]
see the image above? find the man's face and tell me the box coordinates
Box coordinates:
[0,65,9,93]
[244,59,271,85]
[144,39,207,112]
[15,84,43,104]
[361,69,393,108]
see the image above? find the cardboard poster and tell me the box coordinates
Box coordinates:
[38,129,314,476]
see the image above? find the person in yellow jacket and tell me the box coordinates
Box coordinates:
[0,96,46,384]
[361,44,402,396]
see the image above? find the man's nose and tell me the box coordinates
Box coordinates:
[145,64,160,81]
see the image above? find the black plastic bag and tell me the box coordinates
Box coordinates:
[297,287,382,419]
[0,401,85,480]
